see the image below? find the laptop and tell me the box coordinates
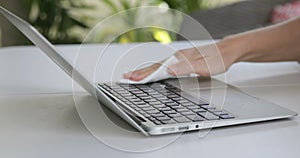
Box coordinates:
[0,6,297,136]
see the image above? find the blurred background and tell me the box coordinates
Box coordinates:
[0,0,297,46]
[0,0,243,46]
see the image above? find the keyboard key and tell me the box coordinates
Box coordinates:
[144,98,157,102]
[220,114,235,119]
[109,85,121,89]
[121,86,139,91]
[139,96,152,100]
[124,100,134,104]
[132,106,141,111]
[159,107,172,111]
[193,116,206,122]
[196,110,208,114]
[167,94,180,98]
[160,99,174,104]
[185,114,197,120]
[149,101,161,105]
[181,102,195,106]
[162,110,177,114]
[143,113,151,118]
[136,104,151,108]
[166,102,179,106]
[116,90,129,95]
[148,92,160,95]
[147,116,156,121]
[206,106,218,110]
[128,105,138,109]
[147,109,160,114]
[200,104,211,109]
[180,111,195,116]
[152,104,165,108]
[132,100,146,104]
[185,105,200,109]
[151,94,165,98]
[176,108,190,112]
[173,117,191,123]
[122,93,135,97]
[132,90,144,94]
[102,82,234,124]
[124,95,138,99]
[139,85,151,89]
[153,120,162,125]
[135,93,149,97]
[186,115,206,121]
[128,98,141,102]
[172,97,185,101]
[161,91,174,95]
[161,119,177,124]
[193,108,207,113]
[165,86,177,91]
[171,105,185,110]
[177,100,190,104]
[212,111,228,116]
[156,116,171,121]
[141,106,156,111]
[136,109,146,115]
[155,96,168,100]
[198,112,219,120]
[119,98,127,102]
[128,88,141,92]
[151,112,166,118]
[167,113,183,118]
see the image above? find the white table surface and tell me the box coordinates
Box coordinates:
[0,41,300,158]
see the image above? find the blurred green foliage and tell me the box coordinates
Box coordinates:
[22,0,233,44]
[23,0,90,44]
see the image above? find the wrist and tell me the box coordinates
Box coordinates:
[216,34,251,64]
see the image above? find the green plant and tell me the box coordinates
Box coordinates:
[23,0,235,44]
[23,0,90,44]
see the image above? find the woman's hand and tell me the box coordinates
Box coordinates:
[124,17,300,82]
[123,37,246,81]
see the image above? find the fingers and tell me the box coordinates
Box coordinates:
[123,44,224,81]
[123,62,161,81]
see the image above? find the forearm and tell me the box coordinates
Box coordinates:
[125,17,300,80]
[223,17,300,62]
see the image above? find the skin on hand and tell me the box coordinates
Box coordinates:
[124,17,300,82]
[123,38,243,81]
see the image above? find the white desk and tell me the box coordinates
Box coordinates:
[0,41,300,158]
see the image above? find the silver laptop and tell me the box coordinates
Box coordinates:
[0,6,297,136]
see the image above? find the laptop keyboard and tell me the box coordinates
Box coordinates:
[98,82,235,125]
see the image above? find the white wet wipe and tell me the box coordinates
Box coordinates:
[119,56,197,84]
